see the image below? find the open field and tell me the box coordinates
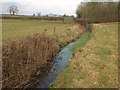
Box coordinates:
[2,19,71,41]
[51,22,118,88]
[2,19,84,45]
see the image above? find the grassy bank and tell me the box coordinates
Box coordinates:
[70,31,90,54]
[51,22,118,88]
[2,19,85,88]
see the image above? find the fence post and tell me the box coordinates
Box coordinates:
[54,27,56,35]
[43,29,47,33]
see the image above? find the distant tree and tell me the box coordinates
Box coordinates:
[37,12,41,16]
[76,2,118,22]
[62,14,67,17]
[7,6,19,15]
[71,15,74,17]
[33,13,35,16]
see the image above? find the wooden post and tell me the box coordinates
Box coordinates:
[43,29,47,33]
[54,27,56,34]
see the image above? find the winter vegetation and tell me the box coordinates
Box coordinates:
[1,1,119,89]
[76,2,119,23]
[2,19,84,88]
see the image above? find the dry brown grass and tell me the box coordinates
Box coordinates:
[2,33,60,88]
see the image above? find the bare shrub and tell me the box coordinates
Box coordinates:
[2,33,60,88]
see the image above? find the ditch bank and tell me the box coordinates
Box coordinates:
[50,23,118,88]
[26,31,91,88]
[2,34,60,88]
[23,24,91,88]
[2,24,90,89]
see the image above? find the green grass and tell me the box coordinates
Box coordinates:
[51,22,118,88]
[2,19,73,41]
[64,17,74,23]
[70,32,90,53]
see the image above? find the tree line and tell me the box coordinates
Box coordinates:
[7,6,74,18]
[76,2,119,23]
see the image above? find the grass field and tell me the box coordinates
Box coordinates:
[2,19,72,41]
[3,19,85,46]
[51,22,118,88]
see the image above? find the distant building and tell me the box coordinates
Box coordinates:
[46,13,59,17]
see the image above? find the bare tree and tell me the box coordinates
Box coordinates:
[33,13,35,16]
[37,12,41,16]
[7,6,19,15]
[76,2,118,22]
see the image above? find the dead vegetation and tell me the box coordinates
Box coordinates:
[2,33,60,88]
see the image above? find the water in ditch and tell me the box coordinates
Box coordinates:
[32,32,90,88]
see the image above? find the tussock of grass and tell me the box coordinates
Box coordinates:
[51,22,118,88]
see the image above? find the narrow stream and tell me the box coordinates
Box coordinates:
[36,42,75,88]
[33,32,90,88]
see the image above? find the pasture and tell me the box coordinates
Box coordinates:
[2,19,72,41]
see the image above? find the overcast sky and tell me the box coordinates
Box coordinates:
[1,0,88,16]
[1,0,118,16]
